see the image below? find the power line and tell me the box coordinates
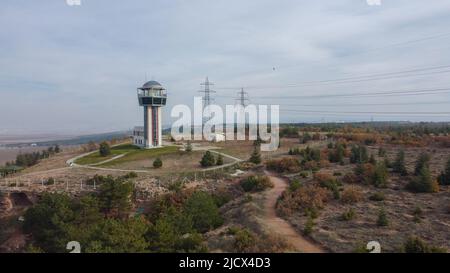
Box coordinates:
[281,109,450,115]
[221,31,450,78]
[247,87,450,100]
[216,64,450,90]
[269,101,450,107]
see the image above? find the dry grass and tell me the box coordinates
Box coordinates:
[279,143,450,253]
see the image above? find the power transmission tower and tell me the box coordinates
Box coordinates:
[199,77,216,108]
[199,77,216,126]
[236,88,249,107]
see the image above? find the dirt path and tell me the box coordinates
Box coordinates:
[263,174,326,253]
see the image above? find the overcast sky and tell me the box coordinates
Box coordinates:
[1,0,450,135]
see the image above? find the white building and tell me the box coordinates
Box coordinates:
[212,133,225,142]
[132,126,145,147]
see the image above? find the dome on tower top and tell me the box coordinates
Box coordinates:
[141,80,162,89]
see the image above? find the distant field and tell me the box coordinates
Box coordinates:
[0,147,48,165]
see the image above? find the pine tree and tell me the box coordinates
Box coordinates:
[185,141,193,152]
[99,142,111,157]
[393,150,408,176]
[407,166,439,193]
[329,143,344,164]
[249,146,262,164]
[153,158,163,168]
[414,153,430,175]
[438,157,450,185]
[200,151,215,167]
[350,145,368,164]
[377,208,389,227]
[373,161,388,188]
[216,154,224,166]
[369,154,377,165]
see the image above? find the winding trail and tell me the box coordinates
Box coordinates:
[263,173,326,253]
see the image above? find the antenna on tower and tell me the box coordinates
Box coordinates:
[199,77,216,107]
[236,88,249,107]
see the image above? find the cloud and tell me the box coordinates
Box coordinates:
[0,0,450,134]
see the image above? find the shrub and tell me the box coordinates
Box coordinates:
[123,172,138,179]
[200,151,215,167]
[249,147,261,164]
[393,150,408,176]
[97,176,134,217]
[299,171,309,178]
[438,157,450,185]
[45,177,55,185]
[350,145,369,164]
[153,158,163,168]
[342,173,359,184]
[321,180,340,200]
[403,236,447,253]
[354,163,375,184]
[99,142,111,157]
[352,243,370,253]
[184,191,223,233]
[372,162,389,188]
[303,160,319,172]
[216,154,224,166]
[319,159,330,168]
[315,173,340,199]
[289,179,302,192]
[240,176,273,192]
[340,208,356,221]
[233,228,256,253]
[377,208,389,227]
[266,158,300,173]
[369,154,377,165]
[328,143,345,164]
[369,192,385,202]
[378,147,386,157]
[384,158,393,169]
[341,187,363,204]
[407,166,439,193]
[288,147,301,155]
[277,184,330,216]
[354,162,388,187]
[244,194,253,203]
[185,141,193,152]
[211,191,231,207]
[414,153,431,175]
[168,181,184,192]
[413,206,423,223]
[303,216,314,235]
[299,132,312,144]
[85,174,107,186]
[300,146,321,162]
